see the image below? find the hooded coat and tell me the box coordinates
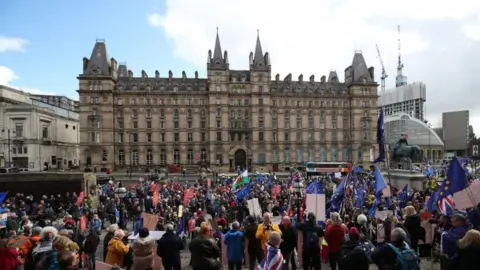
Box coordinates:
[132,236,155,270]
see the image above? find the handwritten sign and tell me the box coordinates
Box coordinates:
[141,212,158,231]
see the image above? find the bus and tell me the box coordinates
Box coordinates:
[305,162,352,176]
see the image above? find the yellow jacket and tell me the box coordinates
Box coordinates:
[105,237,130,267]
[255,223,282,247]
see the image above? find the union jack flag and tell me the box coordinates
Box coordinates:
[256,244,283,270]
[438,195,454,215]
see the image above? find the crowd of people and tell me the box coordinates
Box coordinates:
[0,164,479,270]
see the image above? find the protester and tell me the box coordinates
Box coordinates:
[132,227,155,270]
[338,227,369,270]
[83,226,100,270]
[103,224,119,261]
[325,212,347,270]
[457,229,480,270]
[296,212,324,270]
[105,229,130,267]
[371,227,420,270]
[189,225,221,270]
[157,224,184,270]
[256,213,282,247]
[244,215,263,270]
[279,216,297,270]
[224,221,244,270]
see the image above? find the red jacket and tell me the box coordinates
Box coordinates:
[325,224,346,253]
[0,248,21,270]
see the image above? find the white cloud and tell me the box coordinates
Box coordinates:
[150,0,432,81]
[0,65,56,96]
[0,36,28,53]
[150,0,480,131]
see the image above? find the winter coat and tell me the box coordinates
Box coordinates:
[105,237,129,267]
[132,236,155,270]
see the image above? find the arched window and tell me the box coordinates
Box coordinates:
[296,110,302,119]
[118,150,125,166]
[174,149,180,164]
[272,110,277,119]
[284,110,290,119]
[159,149,166,165]
[200,109,206,118]
[187,149,194,164]
[200,148,207,161]
[173,109,179,119]
[132,109,138,118]
[308,110,313,119]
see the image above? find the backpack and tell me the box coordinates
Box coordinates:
[387,243,420,270]
[305,230,319,250]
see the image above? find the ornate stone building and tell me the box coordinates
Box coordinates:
[77,33,379,172]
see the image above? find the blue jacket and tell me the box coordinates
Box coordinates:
[442,225,468,258]
[224,230,244,262]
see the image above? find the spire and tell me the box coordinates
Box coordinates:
[213,27,223,60]
[396,25,407,87]
[208,28,228,70]
[351,51,373,83]
[253,30,264,64]
[83,39,111,76]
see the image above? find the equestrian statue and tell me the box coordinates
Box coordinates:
[389,133,421,169]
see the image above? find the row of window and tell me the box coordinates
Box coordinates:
[8,124,50,139]
[113,108,370,120]
[114,148,354,165]
[89,130,371,143]
[117,149,207,166]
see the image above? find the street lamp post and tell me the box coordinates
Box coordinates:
[292,179,304,222]
[115,183,127,229]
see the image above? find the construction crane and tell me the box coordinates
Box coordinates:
[376,44,388,94]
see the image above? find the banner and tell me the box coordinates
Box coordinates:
[141,212,158,231]
[247,198,262,217]
[0,213,7,228]
[454,181,480,209]
[305,194,326,221]
[76,192,85,206]
[184,188,195,205]
[271,185,281,198]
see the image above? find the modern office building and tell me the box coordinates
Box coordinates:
[380,82,427,121]
[442,110,469,156]
[77,33,380,172]
[0,85,80,170]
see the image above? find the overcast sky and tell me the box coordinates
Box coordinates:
[149,0,480,131]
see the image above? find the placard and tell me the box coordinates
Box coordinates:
[247,198,262,217]
[141,212,158,231]
[305,194,326,221]
[454,181,480,210]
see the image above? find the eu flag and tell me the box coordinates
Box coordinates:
[235,183,251,202]
[355,184,365,208]
[374,108,385,163]
[305,180,324,194]
[398,184,408,206]
[446,157,469,193]
[374,166,386,204]
[0,192,7,205]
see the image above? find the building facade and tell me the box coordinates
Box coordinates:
[442,110,469,156]
[0,86,80,170]
[384,113,444,162]
[380,82,426,121]
[77,34,380,172]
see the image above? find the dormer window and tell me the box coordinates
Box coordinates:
[232,76,236,82]
[241,75,246,82]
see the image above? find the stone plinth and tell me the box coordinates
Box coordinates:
[383,169,426,190]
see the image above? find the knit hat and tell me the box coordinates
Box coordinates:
[349,227,359,236]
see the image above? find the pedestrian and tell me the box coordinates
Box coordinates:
[157,224,185,270]
[132,227,155,270]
